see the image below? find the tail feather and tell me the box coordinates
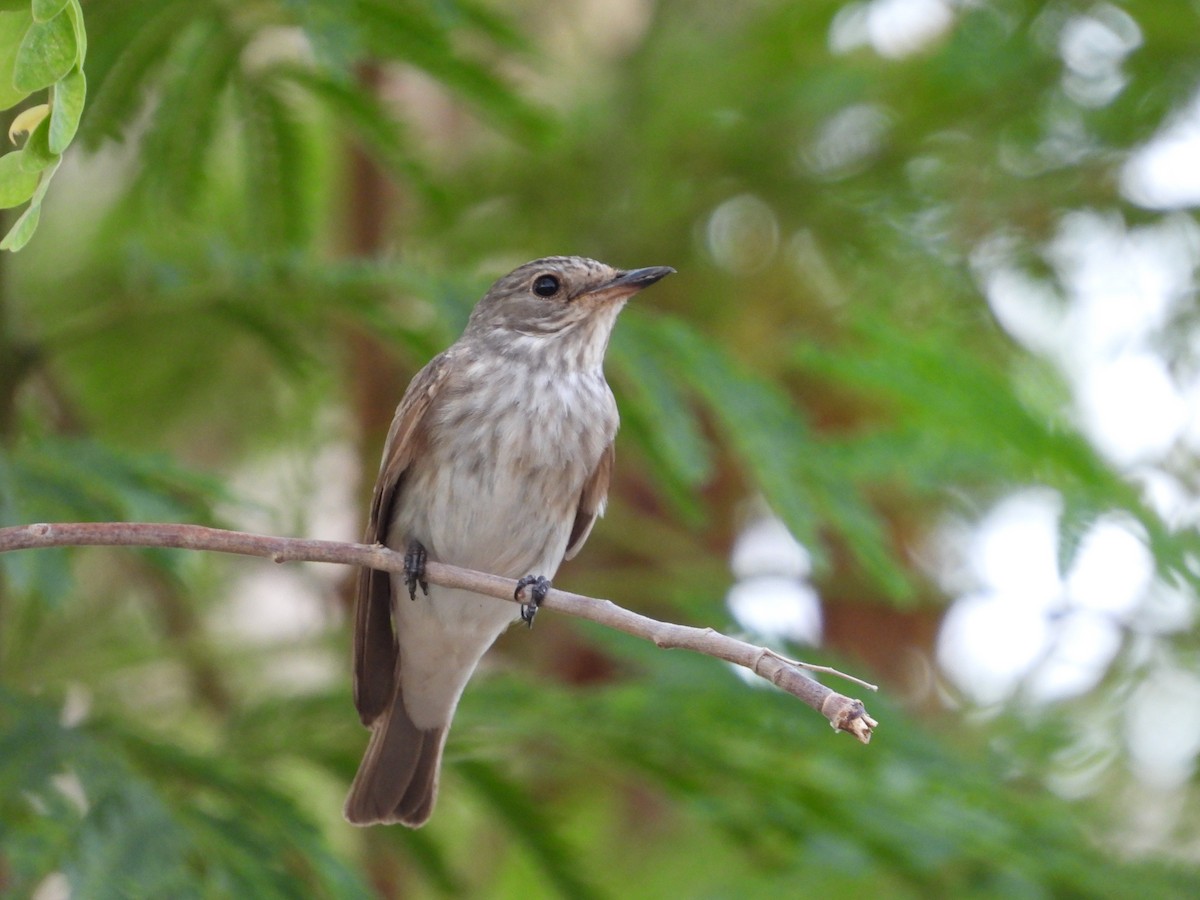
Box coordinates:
[344,690,446,827]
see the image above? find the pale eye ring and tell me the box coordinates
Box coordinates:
[532,274,560,297]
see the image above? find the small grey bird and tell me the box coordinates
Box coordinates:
[344,256,674,827]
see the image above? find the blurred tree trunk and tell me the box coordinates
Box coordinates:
[340,62,407,615]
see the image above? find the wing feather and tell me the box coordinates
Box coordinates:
[353,350,454,725]
[563,442,614,562]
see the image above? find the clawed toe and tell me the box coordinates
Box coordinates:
[514,575,551,628]
[404,539,429,601]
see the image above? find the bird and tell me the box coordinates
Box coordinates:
[343,255,675,827]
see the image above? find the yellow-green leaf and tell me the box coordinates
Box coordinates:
[66,0,83,65]
[32,0,69,24]
[8,103,48,142]
[0,198,40,250]
[48,65,83,153]
[13,9,76,93]
[0,8,34,109]
[29,156,59,204]
[0,149,38,206]
[19,115,57,172]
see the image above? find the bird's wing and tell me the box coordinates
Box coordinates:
[353,349,454,726]
[563,441,614,562]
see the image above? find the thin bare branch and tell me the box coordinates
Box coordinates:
[0,521,878,742]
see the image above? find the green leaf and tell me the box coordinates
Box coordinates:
[631,314,824,549]
[48,64,84,152]
[279,65,438,199]
[0,437,222,593]
[0,692,374,898]
[0,201,38,249]
[66,0,84,63]
[1057,496,1094,578]
[0,7,34,109]
[610,318,714,522]
[448,0,530,54]
[235,75,315,249]
[135,17,237,209]
[18,114,58,172]
[32,0,69,23]
[354,0,552,142]
[612,321,714,490]
[458,760,604,900]
[625,314,914,597]
[28,154,58,202]
[13,8,77,93]
[0,148,38,206]
[0,443,68,594]
[76,0,192,149]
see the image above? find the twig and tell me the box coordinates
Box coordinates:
[0,522,879,742]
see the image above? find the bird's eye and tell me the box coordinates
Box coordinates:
[532,274,561,297]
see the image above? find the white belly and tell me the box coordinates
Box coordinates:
[387,362,617,728]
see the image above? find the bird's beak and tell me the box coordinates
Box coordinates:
[586,266,676,299]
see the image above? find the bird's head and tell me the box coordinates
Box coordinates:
[465,256,674,366]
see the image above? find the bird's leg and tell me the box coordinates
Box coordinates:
[404,539,429,601]
[514,575,552,628]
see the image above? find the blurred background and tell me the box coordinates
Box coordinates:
[3,0,1200,896]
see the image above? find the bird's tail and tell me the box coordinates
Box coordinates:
[343,689,446,827]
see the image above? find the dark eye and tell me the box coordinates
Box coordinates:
[532,274,560,297]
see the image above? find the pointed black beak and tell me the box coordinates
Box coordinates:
[608,266,676,292]
[577,265,675,303]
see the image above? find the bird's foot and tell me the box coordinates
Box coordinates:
[404,539,429,601]
[514,575,551,628]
